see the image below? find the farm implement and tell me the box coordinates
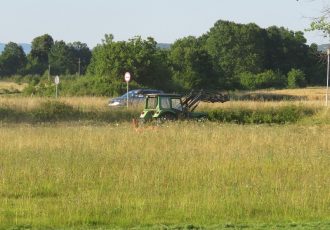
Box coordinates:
[139,90,229,122]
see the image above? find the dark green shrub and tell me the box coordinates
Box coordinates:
[239,72,257,90]
[239,70,286,90]
[287,68,307,88]
[22,75,144,97]
[208,105,315,124]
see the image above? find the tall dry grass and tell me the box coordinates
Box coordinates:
[0,122,329,228]
[0,81,27,92]
[0,96,109,112]
[255,87,327,100]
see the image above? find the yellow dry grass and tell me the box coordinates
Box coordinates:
[0,81,28,92]
[249,87,327,100]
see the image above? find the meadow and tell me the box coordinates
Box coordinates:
[0,85,330,229]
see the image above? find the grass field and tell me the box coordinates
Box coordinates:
[0,122,329,229]
[0,87,330,229]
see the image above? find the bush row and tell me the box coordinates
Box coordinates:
[0,101,316,124]
[207,106,315,124]
[239,69,307,90]
[22,75,132,97]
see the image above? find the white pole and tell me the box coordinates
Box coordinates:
[124,72,130,108]
[127,81,129,108]
[78,58,81,76]
[327,49,330,106]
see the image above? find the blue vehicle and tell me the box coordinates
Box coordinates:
[108,89,164,107]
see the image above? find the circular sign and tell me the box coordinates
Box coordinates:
[54,75,60,85]
[124,72,131,82]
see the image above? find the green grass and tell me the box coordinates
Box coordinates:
[0,99,321,124]
[0,122,329,229]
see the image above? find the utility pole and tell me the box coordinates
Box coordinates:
[48,64,51,81]
[78,58,81,76]
[326,48,330,106]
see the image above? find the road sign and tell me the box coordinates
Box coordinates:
[124,72,131,82]
[54,75,60,98]
[124,72,131,108]
[54,75,60,85]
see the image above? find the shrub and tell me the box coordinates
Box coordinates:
[239,70,286,90]
[287,68,307,88]
[207,105,315,124]
[22,75,144,97]
[239,72,257,90]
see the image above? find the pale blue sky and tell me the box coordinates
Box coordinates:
[0,0,329,47]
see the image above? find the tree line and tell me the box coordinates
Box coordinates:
[0,34,92,77]
[0,20,327,95]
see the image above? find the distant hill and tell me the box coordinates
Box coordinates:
[318,44,330,52]
[0,43,4,53]
[157,43,171,49]
[0,43,31,54]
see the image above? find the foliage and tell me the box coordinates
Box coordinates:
[0,20,326,93]
[207,105,315,124]
[201,20,322,90]
[308,15,330,40]
[265,27,310,74]
[26,34,54,75]
[239,70,286,90]
[60,75,128,96]
[0,42,27,76]
[68,41,92,75]
[88,34,172,91]
[22,74,142,97]
[168,36,218,90]
[204,21,267,88]
[48,40,76,75]
[287,68,307,88]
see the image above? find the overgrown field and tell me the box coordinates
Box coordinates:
[0,122,329,229]
[1,89,330,229]
[0,96,326,124]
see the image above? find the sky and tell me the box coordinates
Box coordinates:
[0,0,329,48]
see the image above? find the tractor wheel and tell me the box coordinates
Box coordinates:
[159,113,177,122]
[197,115,208,122]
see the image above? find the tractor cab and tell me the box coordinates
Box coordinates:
[140,94,183,121]
[140,90,229,122]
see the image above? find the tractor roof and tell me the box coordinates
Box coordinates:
[146,93,182,98]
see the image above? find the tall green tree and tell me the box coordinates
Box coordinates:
[88,35,171,90]
[265,27,309,73]
[304,43,326,85]
[27,34,54,74]
[204,20,267,88]
[0,42,27,76]
[48,40,75,75]
[68,42,92,75]
[168,36,217,90]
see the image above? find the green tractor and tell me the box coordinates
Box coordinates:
[139,90,229,122]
